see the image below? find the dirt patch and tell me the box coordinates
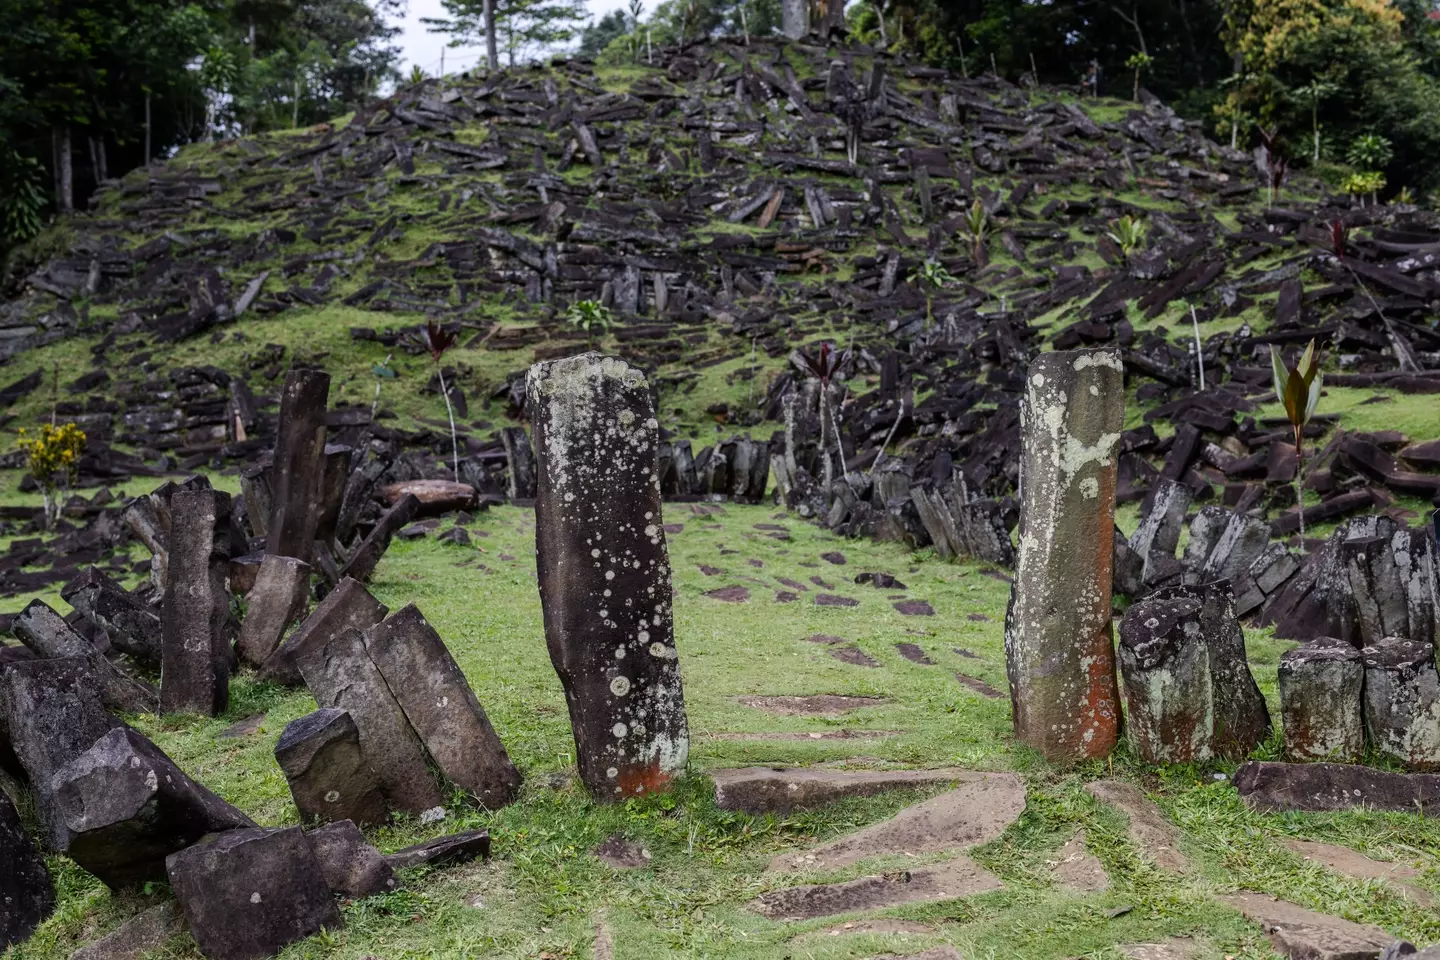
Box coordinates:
[1121,940,1203,960]
[810,575,836,589]
[703,586,749,602]
[752,856,1002,921]
[967,613,990,622]
[816,594,859,607]
[894,600,936,616]
[953,648,980,659]
[802,918,933,938]
[805,634,848,645]
[956,673,1003,699]
[662,523,684,534]
[894,643,935,665]
[829,645,880,668]
[736,695,890,716]
[707,730,899,742]
[697,564,723,576]
[775,591,798,603]
[777,577,809,592]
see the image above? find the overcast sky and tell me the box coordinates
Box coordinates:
[393,0,631,76]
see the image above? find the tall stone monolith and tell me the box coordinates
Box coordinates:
[1004,349,1124,763]
[161,488,233,716]
[267,368,330,563]
[526,353,689,800]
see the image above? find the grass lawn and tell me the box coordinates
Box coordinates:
[7,501,1438,960]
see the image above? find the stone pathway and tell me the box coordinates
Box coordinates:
[1220,892,1395,960]
[1120,939,1203,959]
[1085,780,1189,872]
[751,857,1003,921]
[736,694,889,716]
[1051,831,1109,892]
[1284,838,1433,905]
[711,767,975,814]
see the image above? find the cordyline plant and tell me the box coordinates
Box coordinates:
[909,259,957,328]
[1270,339,1322,548]
[1125,51,1153,102]
[423,319,461,483]
[959,199,990,267]
[1257,127,1288,206]
[1106,214,1147,261]
[797,341,851,491]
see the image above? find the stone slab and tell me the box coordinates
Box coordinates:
[1085,780,1187,872]
[712,766,977,814]
[751,856,1002,921]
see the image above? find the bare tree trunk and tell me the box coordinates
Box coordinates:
[293,75,301,129]
[144,92,152,164]
[871,0,888,45]
[484,0,498,70]
[55,126,73,213]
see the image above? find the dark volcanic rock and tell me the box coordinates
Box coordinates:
[0,790,54,949]
[1234,760,1440,813]
[1279,639,1364,763]
[12,599,157,714]
[384,828,491,870]
[262,576,388,686]
[267,369,331,564]
[305,819,396,898]
[167,826,342,960]
[234,554,311,667]
[61,568,162,667]
[160,487,233,716]
[274,708,388,827]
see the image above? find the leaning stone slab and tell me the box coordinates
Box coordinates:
[751,856,1002,921]
[12,599,157,714]
[0,789,54,950]
[68,901,183,960]
[527,354,688,800]
[1279,639,1364,763]
[274,708,387,827]
[1085,780,1187,873]
[266,369,330,564]
[167,826,341,960]
[338,492,419,584]
[1285,839,1432,906]
[1005,349,1124,763]
[61,568,162,667]
[1220,892,1394,960]
[384,828,491,871]
[260,576,387,686]
[1360,638,1440,770]
[53,727,256,889]
[234,554,311,667]
[1234,761,1440,814]
[363,603,520,807]
[160,488,233,716]
[0,657,124,848]
[711,766,973,814]
[769,772,1026,872]
[305,819,396,898]
[297,629,443,815]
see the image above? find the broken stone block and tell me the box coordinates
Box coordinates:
[1344,537,1411,647]
[297,629,443,814]
[363,603,520,807]
[69,901,183,960]
[1360,637,1440,771]
[305,819,395,898]
[1005,349,1124,763]
[1180,505,1231,583]
[337,492,419,584]
[52,727,256,889]
[261,576,387,686]
[61,568,162,667]
[1128,477,1191,585]
[12,600,157,714]
[527,354,688,800]
[160,488,233,717]
[378,479,476,515]
[711,766,973,814]
[234,554,311,667]
[166,826,342,960]
[0,789,54,949]
[1118,593,1212,764]
[1199,512,1273,585]
[1234,761,1440,813]
[274,708,387,827]
[1220,892,1393,960]
[501,425,536,499]
[1279,639,1364,763]
[384,828,491,870]
[0,657,124,848]
[266,369,330,564]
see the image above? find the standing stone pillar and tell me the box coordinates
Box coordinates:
[526,353,689,800]
[161,488,233,716]
[1005,349,1124,762]
[1117,593,1212,763]
[1279,638,1364,763]
[1360,637,1440,771]
[267,369,330,563]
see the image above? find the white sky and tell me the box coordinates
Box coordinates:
[393,0,631,76]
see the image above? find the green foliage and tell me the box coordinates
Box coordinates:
[1342,170,1386,198]
[909,259,958,326]
[17,421,86,528]
[1125,51,1154,100]
[1346,132,1393,170]
[579,9,630,57]
[0,145,46,249]
[1106,215,1148,258]
[424,0,588,68]
[566,299,614,348]
[959,199,990,266]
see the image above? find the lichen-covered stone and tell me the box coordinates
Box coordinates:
[261,576,387,686]
[266,369,330,564]
[160,488,233,717]
[526,353,689,799]
[274,708,388,827]
[12,599,157,714]
[1360,637,1440,771]
[60,568,162,667]
[1005,348,1124,763]
[234,554,311,667]
[1279,639,1364,763]
[1118,594,1212,763]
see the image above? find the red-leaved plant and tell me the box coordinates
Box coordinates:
[797,342,851,490]
[1270,338,1323,548]
[423,319,461,483]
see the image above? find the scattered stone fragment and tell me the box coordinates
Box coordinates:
[53,727,256,889]
[1120,940,1202,960]
[68,901,183,960]
[12,599,157,714]
[1234,761,1440,814]
[829,644,880,667]
[363,603,520,807]
[704,586,750,602]
[219,714,265,738]
[0,789,54,950]
[160,488,233,717]
[384,829,491,870]
[894,600,935,616]
[815,594,858,607]
[769,772,1026,872]
[167,826,342,960]
[751,856,1002,921]
[1084,781,1187,872]
[234,554,311,667]
[267,369,331,564]
[274,708,388,827]
[1360,637,1440,770]
[712,766,973,814]
[338,493,420,584]
[593,834,651,869]
[305,820,396,898]
[821,552,846,565]
[298,629,444,814]
[1006,349,1124,763]
[956,673,1003,698]
[379,479,476,514]
[894,642,934,664]
[1279,639,1364,763]
[262,576,388,686]
[1221,892,1394,960]
[527,354,688,801]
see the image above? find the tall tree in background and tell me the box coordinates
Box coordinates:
[425,0,587,69]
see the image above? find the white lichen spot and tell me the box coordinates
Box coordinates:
[1079,476,1099,499]
[612,722,628,738]
[606,767,619,779]
[591,548,601,558]
[610,676,632,696]
[250,893,262,904]
[605,570,615,580]
[325,790,341,803]
[615,646,627,659]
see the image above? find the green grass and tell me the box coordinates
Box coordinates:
[7,502,1439,960]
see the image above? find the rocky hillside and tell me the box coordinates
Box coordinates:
[0,34,1438,601]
